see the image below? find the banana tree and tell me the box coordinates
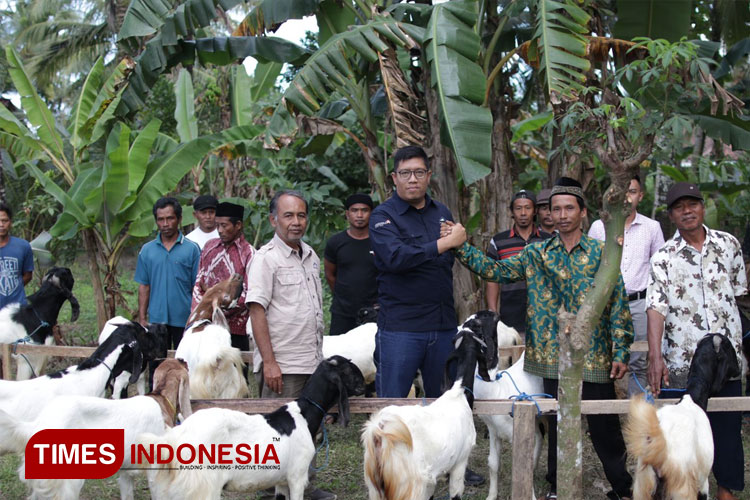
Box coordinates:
[0,47,132,327]
[29,119,262,320]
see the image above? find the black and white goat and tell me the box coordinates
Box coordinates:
[362,312,497,500]
[98,316,168,398]
[0,358,191,500]
[0,322,150,422]
[625,333,741,500]
[470,314,544,500]
[139,355,365,500]
[176,307,248,399]
[0,267,80,380]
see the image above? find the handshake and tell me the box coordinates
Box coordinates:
[439,221,467,249]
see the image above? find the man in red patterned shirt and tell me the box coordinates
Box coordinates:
[191,202,255,351]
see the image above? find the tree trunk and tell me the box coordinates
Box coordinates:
[422,66,481,321]
[556,165,630,498]
[82,229,108,331]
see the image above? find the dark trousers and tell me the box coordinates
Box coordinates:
[543,378,632,497]
[149,325,184,391]
[374,328,456,398]
[659,379,744,492]
[329,314,357,336]
[230,334,250,380]
[166,325,184,350]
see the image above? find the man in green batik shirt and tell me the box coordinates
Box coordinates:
[441,177,634,500]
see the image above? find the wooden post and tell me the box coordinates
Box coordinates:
[511,401,537,500]
[1,343,12,379]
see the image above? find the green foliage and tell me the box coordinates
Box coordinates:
[614,0,692,42]
[424,0,493,185]
[529,0,591,98]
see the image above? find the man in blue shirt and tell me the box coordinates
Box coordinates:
[0,203,33,309]
[135,197,200,349]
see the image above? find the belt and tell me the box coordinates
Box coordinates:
[628,289,646,301]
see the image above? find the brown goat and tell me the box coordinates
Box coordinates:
[186,274,243,328]
[147,358,192,427]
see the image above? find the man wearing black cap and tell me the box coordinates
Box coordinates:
[536,188,555,233]
[191,202,255,350]
[324,193,378,335]
[186,195,218,250]
[444,177,634,500]
[647,182,747,500]
[486,190,552,335]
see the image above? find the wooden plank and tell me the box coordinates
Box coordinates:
[0,344,254,364]
[1,343,11,380]
[190,396,750,415]
[511,401,536,500]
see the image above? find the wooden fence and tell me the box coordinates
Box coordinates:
[2,340,748,499]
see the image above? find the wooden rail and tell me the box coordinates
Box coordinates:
[0,340,739,500]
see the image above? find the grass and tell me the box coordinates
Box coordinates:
[2,256,750,498]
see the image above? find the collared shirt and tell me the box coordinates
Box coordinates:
[647,226,747,381]
[186,227,219,250]
[369,193,456,332]
[191,235,255,336]
[589,212,665,294]
[456,233,634,383]
[135,232,200,328]
[488,226,553,332]
[245,233,324,374]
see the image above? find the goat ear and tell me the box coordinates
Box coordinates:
[212,307,229,330]
[178,373,193,420]
[67,292,80,322]
[442,353,457,392]
[334,372,350,427]
[711,336,741,393]
[129,340,143,384]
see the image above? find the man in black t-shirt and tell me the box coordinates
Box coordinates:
[486,190,553,335]
[324,193,378,335]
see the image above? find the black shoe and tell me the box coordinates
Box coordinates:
[464,467,485,486]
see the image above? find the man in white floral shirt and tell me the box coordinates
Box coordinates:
[646,182,747,500]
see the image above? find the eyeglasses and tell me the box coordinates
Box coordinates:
[394,169,429,180]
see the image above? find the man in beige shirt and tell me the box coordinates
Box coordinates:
[246,190,324,398]
[246,190,333,500]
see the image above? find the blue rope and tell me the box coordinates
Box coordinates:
[743,330,750,340]
[311,424,329,472]
[477,370,554,416]
[631,373,686,399]
[631,374,656,405]
[462,386,475,398]
[302,397,330,472]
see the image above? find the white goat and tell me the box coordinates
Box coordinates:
[322,322,376,384]
[175,308,248,399]
[476,351,544,500]
[0,267,80,380]
[625,333,741,500]
[0,358,191,500]
[139,356,365,500]
[98,316,168,399]
[0,323,146,423]
[362,312,498,500]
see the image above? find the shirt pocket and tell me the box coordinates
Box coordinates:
[174,261,195,289]
[276,269,304,286]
